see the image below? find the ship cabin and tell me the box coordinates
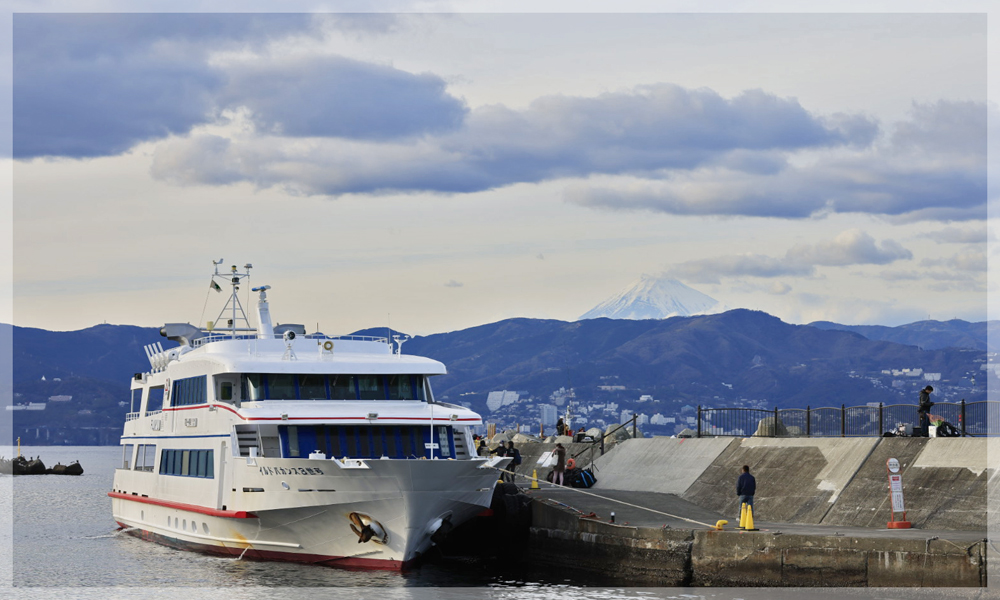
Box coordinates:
[123,333,480,473]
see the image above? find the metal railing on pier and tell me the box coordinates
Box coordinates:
[696,400,998,438]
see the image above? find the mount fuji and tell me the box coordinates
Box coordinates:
[579,274,726,320]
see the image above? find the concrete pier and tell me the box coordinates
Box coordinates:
[512,436,992,587]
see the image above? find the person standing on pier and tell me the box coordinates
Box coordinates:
[918,385,934,437]
[736,465,756,515]
[505,441,522,483]
[553,443,566,486]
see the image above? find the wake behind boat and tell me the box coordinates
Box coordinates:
[109,261,508,569]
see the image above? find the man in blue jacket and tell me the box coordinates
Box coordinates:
[737,465,756,514]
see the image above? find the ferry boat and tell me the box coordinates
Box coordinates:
[110,261,508,569]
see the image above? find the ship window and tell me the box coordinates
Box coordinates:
[136,444,156,471]
[297,374,327,400]
[219,382,233,402]
[387,375,425,400]
[172,376,207,407]
[437,426,453,458]
[329,375,357,400]
[357,375,386,400]
[130,389,142,412]
[268,374,296,400]
[122,444,134,469]
[242,374,264,401]
[147,386,166,414]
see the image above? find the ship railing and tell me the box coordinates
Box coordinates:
[125,412,141,422]
[695,400,997,437]
[144,410,162,417]
[191,333,389,347]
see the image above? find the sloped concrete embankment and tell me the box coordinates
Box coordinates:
[592,437,988,530]
[528,498,987,586]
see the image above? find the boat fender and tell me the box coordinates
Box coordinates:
[566,458,575,469]
[322,341,334,351]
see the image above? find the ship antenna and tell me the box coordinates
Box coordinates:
[208,261,255,338]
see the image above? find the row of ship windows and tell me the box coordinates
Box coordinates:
[280,424,456,459]
[131,374,429,409]
[121,444,214,479]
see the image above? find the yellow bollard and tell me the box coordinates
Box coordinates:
[531,469,540,489]
[714,520,728,531]
[745,505,758,531]
[738,502,747,529]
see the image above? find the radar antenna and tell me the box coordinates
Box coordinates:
[209,260,255,337]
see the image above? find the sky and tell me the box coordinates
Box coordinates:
[2,4,997,337]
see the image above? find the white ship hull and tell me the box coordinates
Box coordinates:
[112,456,505,568]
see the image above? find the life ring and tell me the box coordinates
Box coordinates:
[566,458,576,469]
[322,341,334,351]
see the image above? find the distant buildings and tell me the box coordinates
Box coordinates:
[539,404,557,426]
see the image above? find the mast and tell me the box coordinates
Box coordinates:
[209,260,255,337]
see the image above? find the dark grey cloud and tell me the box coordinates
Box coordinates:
[14,14,311,159]
[149,83,874,197]
[568,101,986,222]
[665,229,911,283]
[14,13,460,158]
[222,56,467,140]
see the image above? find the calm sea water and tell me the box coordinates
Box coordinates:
[0,446,921,600]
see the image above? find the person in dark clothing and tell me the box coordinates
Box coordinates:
[736,465,756,513]
[918,385,934,437]
[504,441,522,483]
[490,441,507,457]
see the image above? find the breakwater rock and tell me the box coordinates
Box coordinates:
[0,456,83,475]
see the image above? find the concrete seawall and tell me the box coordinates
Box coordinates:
[527,496,987,586]
[516,435,992,587]
[591,436,988,531]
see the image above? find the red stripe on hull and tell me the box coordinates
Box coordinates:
[108,491,256,519]
[117,525,411,570]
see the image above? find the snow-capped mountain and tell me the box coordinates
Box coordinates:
[579,275,725,320]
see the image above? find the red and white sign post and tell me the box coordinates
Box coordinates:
[886,457,911,529]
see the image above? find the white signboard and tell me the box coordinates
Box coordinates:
[886,458,900,473]
[888,474,905,512]
[537,451,556,467]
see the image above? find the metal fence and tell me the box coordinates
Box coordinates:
[696,400,998,438]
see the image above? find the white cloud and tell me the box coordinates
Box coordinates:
[666,229,911,284]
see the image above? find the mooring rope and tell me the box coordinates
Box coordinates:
[492,465,718,529]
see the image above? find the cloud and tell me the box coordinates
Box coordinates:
[786,229,911,266]
[146,83,875,196]
[666,229,911,283]
[920,249,987,272]
[568,101,987,222]
[444,280,463,288]
[925,225,992,244]
[13,13,314,159]
[14,15,985,225]
[220,56,467,141]
[15,14,462,159]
